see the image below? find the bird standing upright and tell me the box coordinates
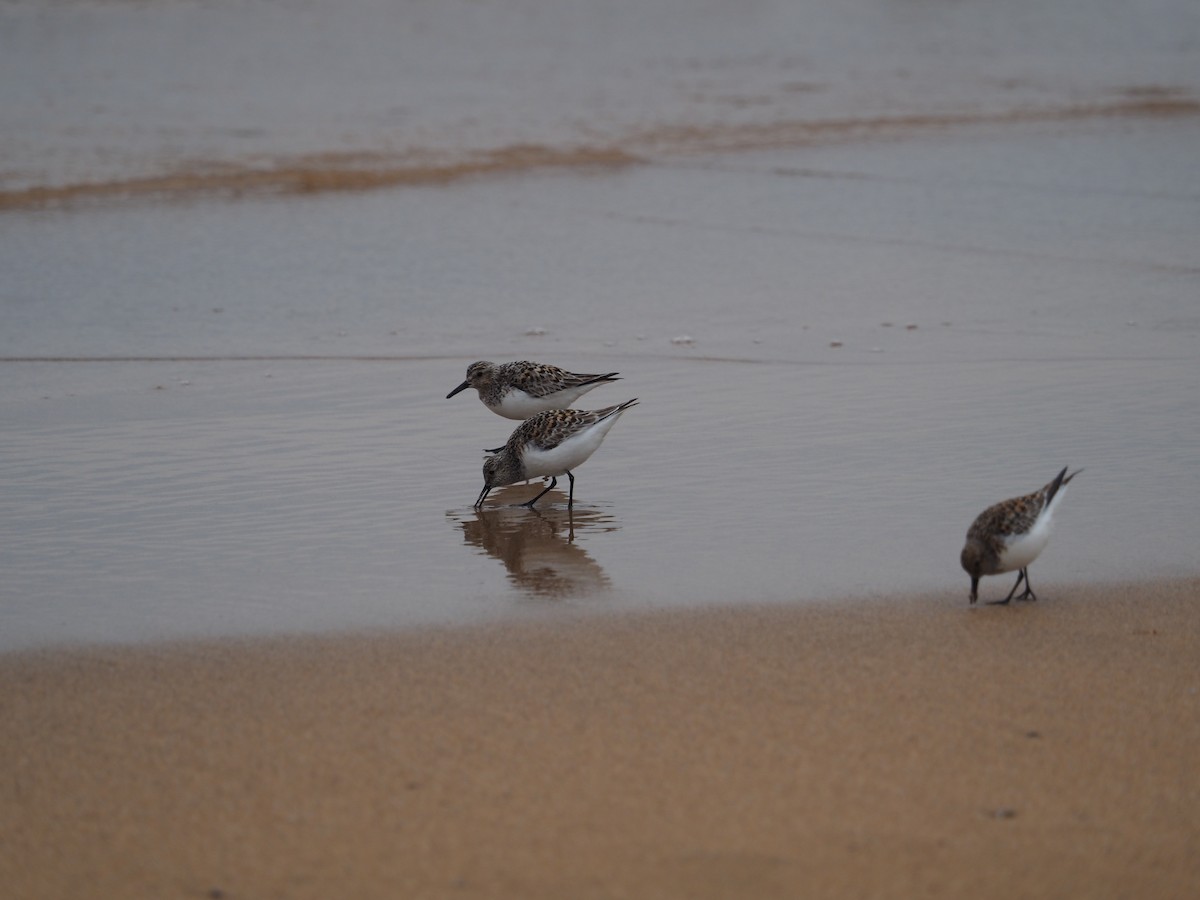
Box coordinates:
[447,360,620,420]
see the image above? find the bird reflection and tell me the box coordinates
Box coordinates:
[451,486,618,599]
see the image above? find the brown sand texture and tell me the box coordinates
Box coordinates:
[3,579,1198,899]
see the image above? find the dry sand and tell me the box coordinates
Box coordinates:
[3,579,1198,899]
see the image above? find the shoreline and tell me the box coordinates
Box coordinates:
[4,577,1198,898]
[3,95,1196,212]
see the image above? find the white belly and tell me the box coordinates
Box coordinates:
[995,526,1051,573]
[494,385,599,419]
[521,416,619,478]
[995,486,1068,572]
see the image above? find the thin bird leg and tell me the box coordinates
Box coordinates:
[1016,568,1037,602]
[521,476,557,508]
[566,470,576,509]
[988,569,1026,605]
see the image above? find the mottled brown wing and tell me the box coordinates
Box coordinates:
[505,408,590,453]
[967,489,1045,541]
[516,364,616,398]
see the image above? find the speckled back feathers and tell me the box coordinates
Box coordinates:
[504,404,630,454]
[457,360,620,409]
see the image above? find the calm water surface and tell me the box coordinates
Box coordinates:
[3,326,1198,650]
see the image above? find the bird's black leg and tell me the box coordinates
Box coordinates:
[566,470,575,509]
[521,476,557,508]
[988,570,1025,605]
[1016,568,1037,602]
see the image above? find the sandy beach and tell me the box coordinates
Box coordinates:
[4,578,1197,899]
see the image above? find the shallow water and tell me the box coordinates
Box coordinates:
[2,2,1199,651]
[2,345,1198,651]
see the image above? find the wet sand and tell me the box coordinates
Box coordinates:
[4,579,1198,899]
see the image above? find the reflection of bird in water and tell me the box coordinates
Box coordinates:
[454,501,618,599]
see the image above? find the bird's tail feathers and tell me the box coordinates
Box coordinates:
[1045,465,1083,506]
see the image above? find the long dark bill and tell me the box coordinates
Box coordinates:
[446,380,471,399]
[474,482,493,509]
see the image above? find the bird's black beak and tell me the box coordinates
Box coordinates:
[474,483,492,509]
[446,380,471,399]
[969,577,979,605]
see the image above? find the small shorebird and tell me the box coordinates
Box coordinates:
[960,466,1082,605]
[447,360,620,420]
[474,400,638,509]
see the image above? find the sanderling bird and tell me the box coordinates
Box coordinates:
[960,466,1082,605]
[447,360,620,420]
[474,399,638,509]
